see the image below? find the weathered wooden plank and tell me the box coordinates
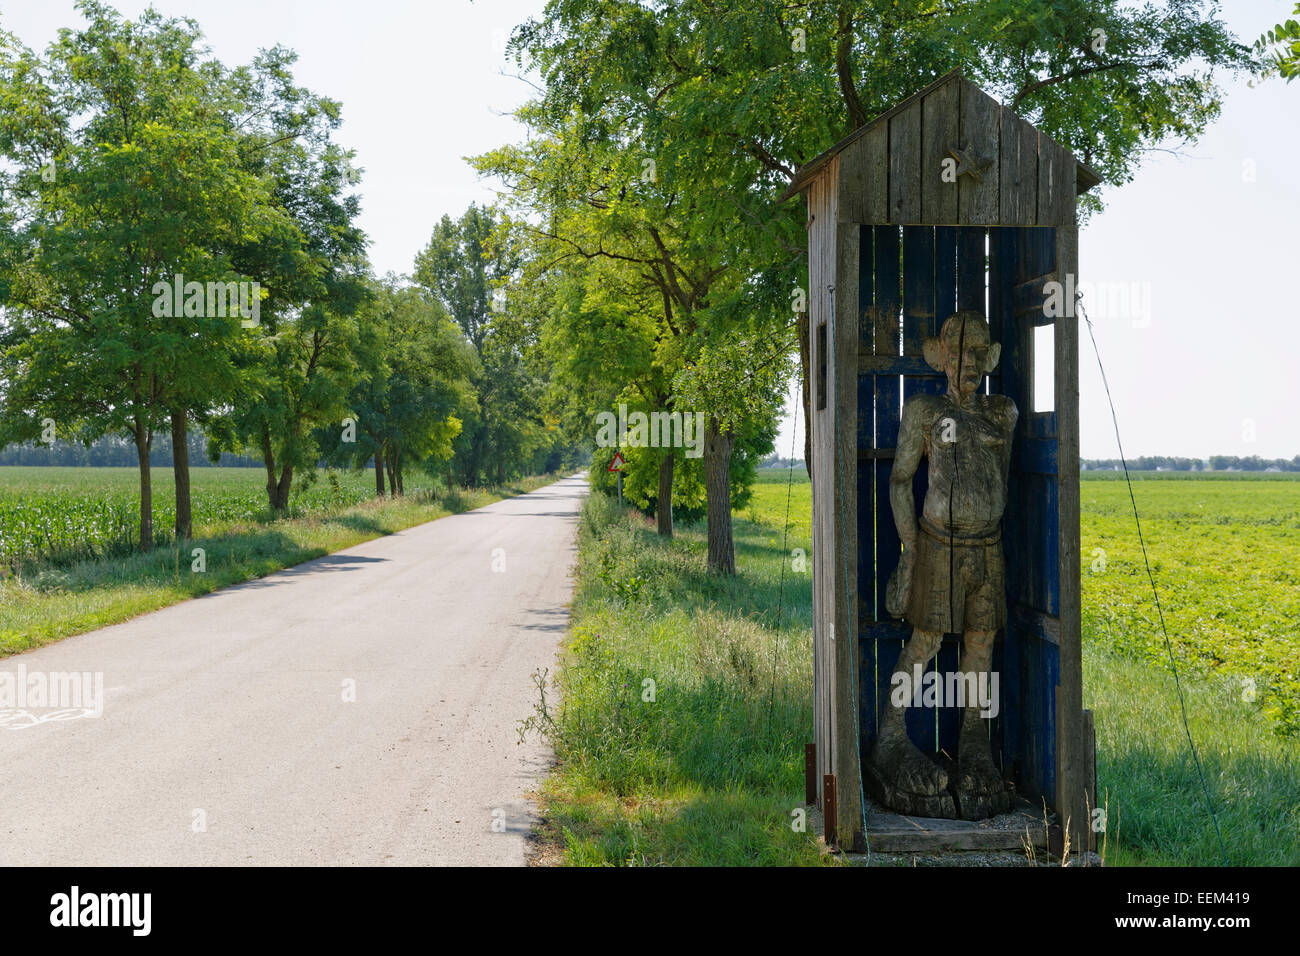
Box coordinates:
[934,226,958,325]
[832,218,863,849]
[921,81,960,225]
[902,226,934,357]
[999,108,1039,225]
[1037,142,1075,227]
[1054,221,1085,856]
[839,123,889,224]
[1013,436,1059,475]
[873,226,902,622]
[1018,635,1060,802]
[958,80,1000,225]
[807,173,834,809]
[865,823,1048,852]
[889,105,922,223]
[858,354,941,376]
[1011,603,1062,646]
[955,226,985,313]
[858,224,874,351]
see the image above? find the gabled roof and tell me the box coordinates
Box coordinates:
[778,69,1101,203]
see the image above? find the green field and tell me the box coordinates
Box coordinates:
[530,468,1299,865]
[0,466,417,568]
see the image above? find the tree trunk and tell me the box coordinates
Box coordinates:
[134,418,154,553]
[171,408,192,540]
[261,426,279,511]
[375,446,386,497]
[798,310,813,481]
[394,446,404,496]
[704,416,735,574]
[656,453,674,537]
[275,464,293,512]
[385,446,397,497]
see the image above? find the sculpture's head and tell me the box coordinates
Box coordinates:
[924,310,1000,399]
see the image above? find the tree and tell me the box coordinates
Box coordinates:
[0,1,280,548]
[205,48,370,512]
[414,205,550,488]
[320,276,475,494]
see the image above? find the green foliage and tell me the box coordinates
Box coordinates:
[1255,5,1300,82]
[317,275,475,484]
[414,205,560,486]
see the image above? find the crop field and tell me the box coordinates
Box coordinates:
[0,466,433,568]
[1080,475,1300,735]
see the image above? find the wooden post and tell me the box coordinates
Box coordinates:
[1054,218,1087,854]
[831,221,863,850]
[823,774,838,847]
[805,744,818,805]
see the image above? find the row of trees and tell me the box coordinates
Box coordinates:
[1083,456,1300,472]
[0,3,572,553]
[0,432,260,468]
[480,0,1258,573]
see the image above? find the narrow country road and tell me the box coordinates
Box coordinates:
[0,475,587,866]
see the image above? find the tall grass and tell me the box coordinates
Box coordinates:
[524,492,829,866]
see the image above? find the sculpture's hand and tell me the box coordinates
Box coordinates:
[886,545,915,619]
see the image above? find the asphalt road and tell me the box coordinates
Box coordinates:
[0,475,587,866]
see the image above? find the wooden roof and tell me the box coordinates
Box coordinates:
[779,70,1100,226]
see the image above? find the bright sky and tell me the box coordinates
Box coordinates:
[2,0,1296,459]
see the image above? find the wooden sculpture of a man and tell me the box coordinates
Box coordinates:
[872,310,1016,820]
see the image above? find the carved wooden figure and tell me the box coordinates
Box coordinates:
[871,311,1016,819]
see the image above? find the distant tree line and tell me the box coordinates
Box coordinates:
[0,432,261,468]
[1082,456,1300,471]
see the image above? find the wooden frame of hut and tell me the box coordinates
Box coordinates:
[782,69,1101,853]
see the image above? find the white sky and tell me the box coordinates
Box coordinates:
[2,0,1297,459]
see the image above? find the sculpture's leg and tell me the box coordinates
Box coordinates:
[871,627,949,802]
[954,629,1012,819]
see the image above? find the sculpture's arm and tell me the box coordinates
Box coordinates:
[884,399,928,619]
[890,399,927,549]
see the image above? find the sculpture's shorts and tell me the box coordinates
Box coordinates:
[906,521,1006,633]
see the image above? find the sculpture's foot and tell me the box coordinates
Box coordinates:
[954,734,1012,821]
[866,734,956,819]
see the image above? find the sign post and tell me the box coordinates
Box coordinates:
[608,450,626,509]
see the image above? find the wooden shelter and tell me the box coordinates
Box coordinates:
[782,70,1099,853]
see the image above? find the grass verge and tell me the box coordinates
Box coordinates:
[0,474,557,655]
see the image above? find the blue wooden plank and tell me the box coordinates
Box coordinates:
[956,227,985,313]
[902,226,934,358]
[991,630,1015,776]
[1025,412,1058,440]
[859,224,874,351]
[1013,436,1059,475]
[873,226,902,622]
[934,226,957,330]
[861,357,941,376]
